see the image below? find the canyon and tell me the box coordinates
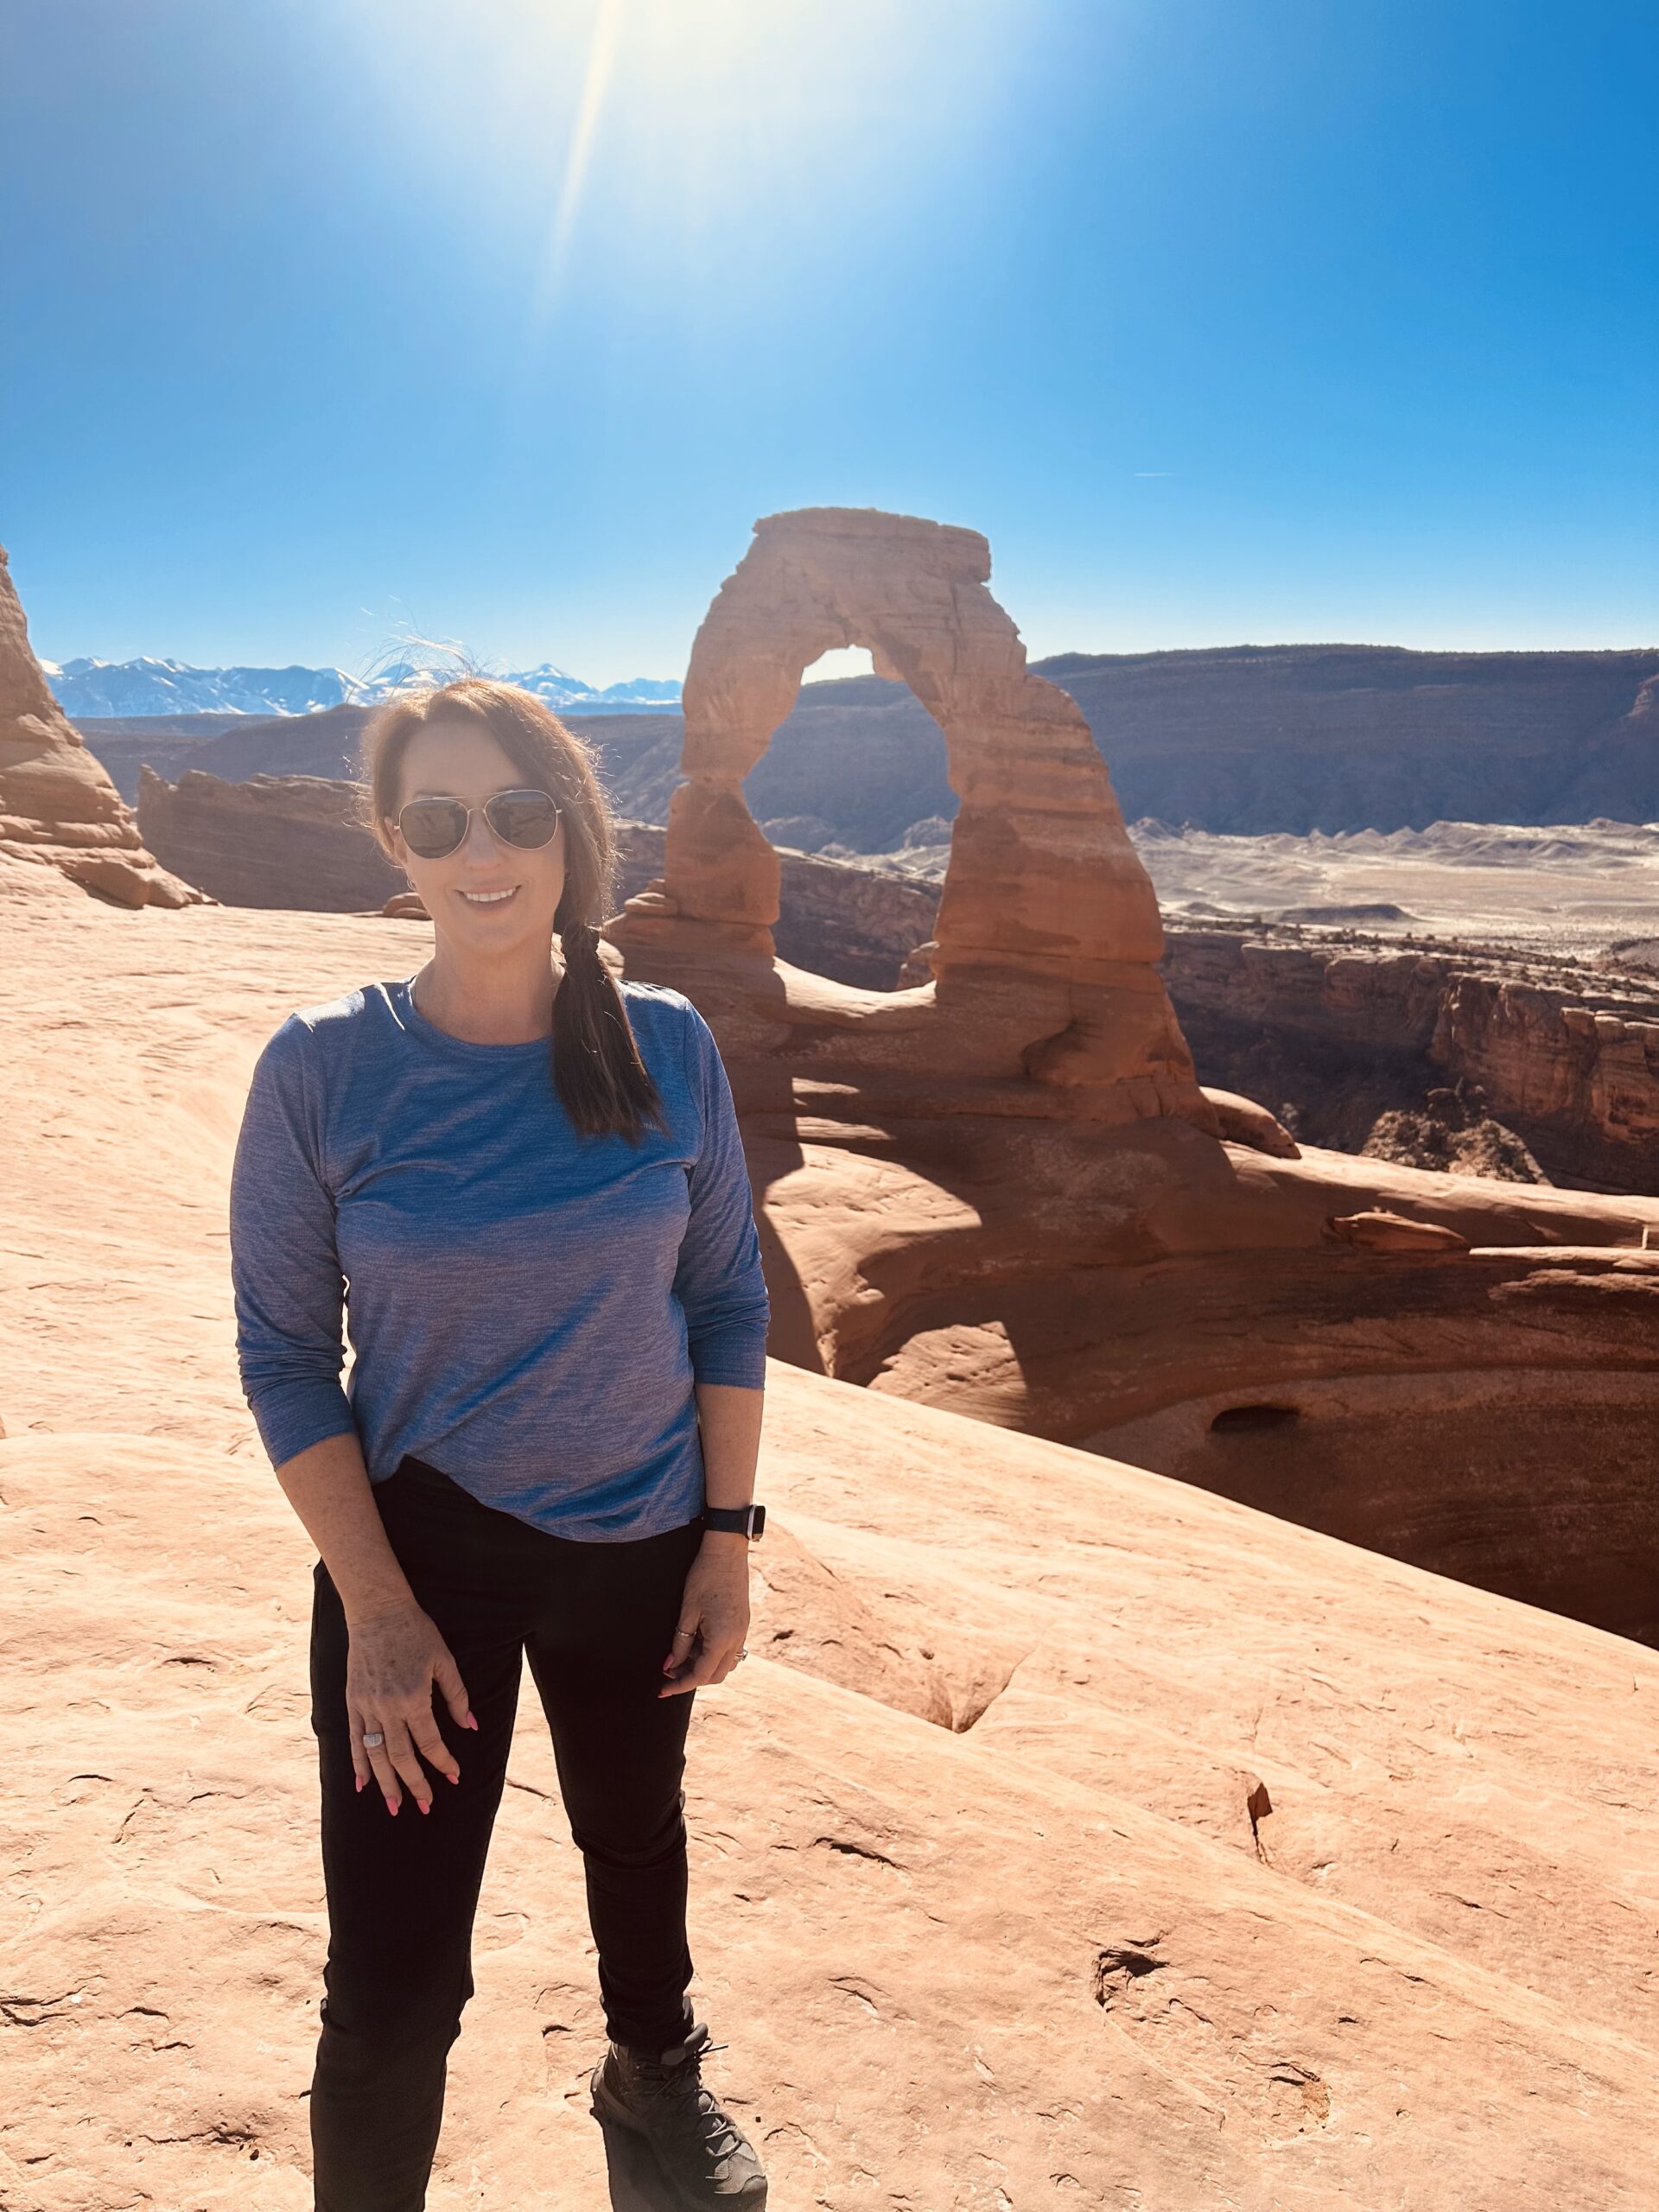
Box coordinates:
[1163,923,1659,1192]
[6,507,1658,2209]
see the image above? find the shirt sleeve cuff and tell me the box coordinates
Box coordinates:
[248,1379,359,1471]
[687,1326,771,1390]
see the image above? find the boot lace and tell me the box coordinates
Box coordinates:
[632,2035,747,2159]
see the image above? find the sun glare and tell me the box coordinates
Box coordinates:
[340,0,1020,313]
[535,0,627,317]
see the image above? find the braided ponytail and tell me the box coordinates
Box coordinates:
[553,906,670,1144]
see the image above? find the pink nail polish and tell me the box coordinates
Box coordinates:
[465,1713,479,1731]
[448,1771,461,1785]
[355,1775,365,1794]
[386,1799,399,1815]
[417,1799,431,1815]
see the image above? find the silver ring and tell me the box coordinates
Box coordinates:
[735,1649,749,1664]
[671,1627,696,1643]
[361,1731,385,1749]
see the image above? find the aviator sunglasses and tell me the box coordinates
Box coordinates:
[396,787,563,861]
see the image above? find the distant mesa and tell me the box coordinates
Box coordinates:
[1276,900,1414,924]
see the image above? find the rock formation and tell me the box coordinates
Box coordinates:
[137,767,407,912]
[1163,922,1659,1192]
[1202,1085,1301,1158]
[610,506,1212,1128]
[1362,1085,1548,1183]
[0,544,199,906]
[596,510,1659,1649]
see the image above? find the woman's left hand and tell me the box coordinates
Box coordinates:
[659,1534,751,1696]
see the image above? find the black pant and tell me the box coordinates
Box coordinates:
[306,1454,706,2212]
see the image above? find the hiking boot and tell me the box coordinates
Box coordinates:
[590,2020,767,2207]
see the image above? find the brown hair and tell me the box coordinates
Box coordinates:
[359,677,668,1144]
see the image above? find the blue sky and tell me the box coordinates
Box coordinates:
[2,0,1654,681]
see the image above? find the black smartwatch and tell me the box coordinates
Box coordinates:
[702,1503,766,1541]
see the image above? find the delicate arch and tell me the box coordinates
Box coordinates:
[613,506,1206,1120]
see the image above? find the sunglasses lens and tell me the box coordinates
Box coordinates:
[484,791,560,849]
[399,799,469,858]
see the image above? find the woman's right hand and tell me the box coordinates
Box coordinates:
[345,1601,477,1815]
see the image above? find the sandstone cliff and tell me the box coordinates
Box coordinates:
[137,766,407,912]
[0,545,200,907]
[741,644,1659,842]
[1163,923,1659,1192]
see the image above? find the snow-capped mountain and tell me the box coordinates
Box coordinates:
[44,656,682,720]
[488,664,683,712]
[45,657,363,718]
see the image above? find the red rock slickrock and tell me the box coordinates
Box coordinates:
[3,876,1657,2209]
[1324,1208,1472,1254]
[0,544,200,908]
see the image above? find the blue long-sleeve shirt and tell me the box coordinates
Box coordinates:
[228,973,771,1540]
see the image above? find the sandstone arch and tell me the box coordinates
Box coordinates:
[611,507,1209,1124]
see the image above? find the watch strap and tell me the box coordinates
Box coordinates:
[703,1502,766,1540]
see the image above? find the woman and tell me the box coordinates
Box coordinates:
[228,678,772,2211]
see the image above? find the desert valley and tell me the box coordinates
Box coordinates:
[4,509,1658,2210]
